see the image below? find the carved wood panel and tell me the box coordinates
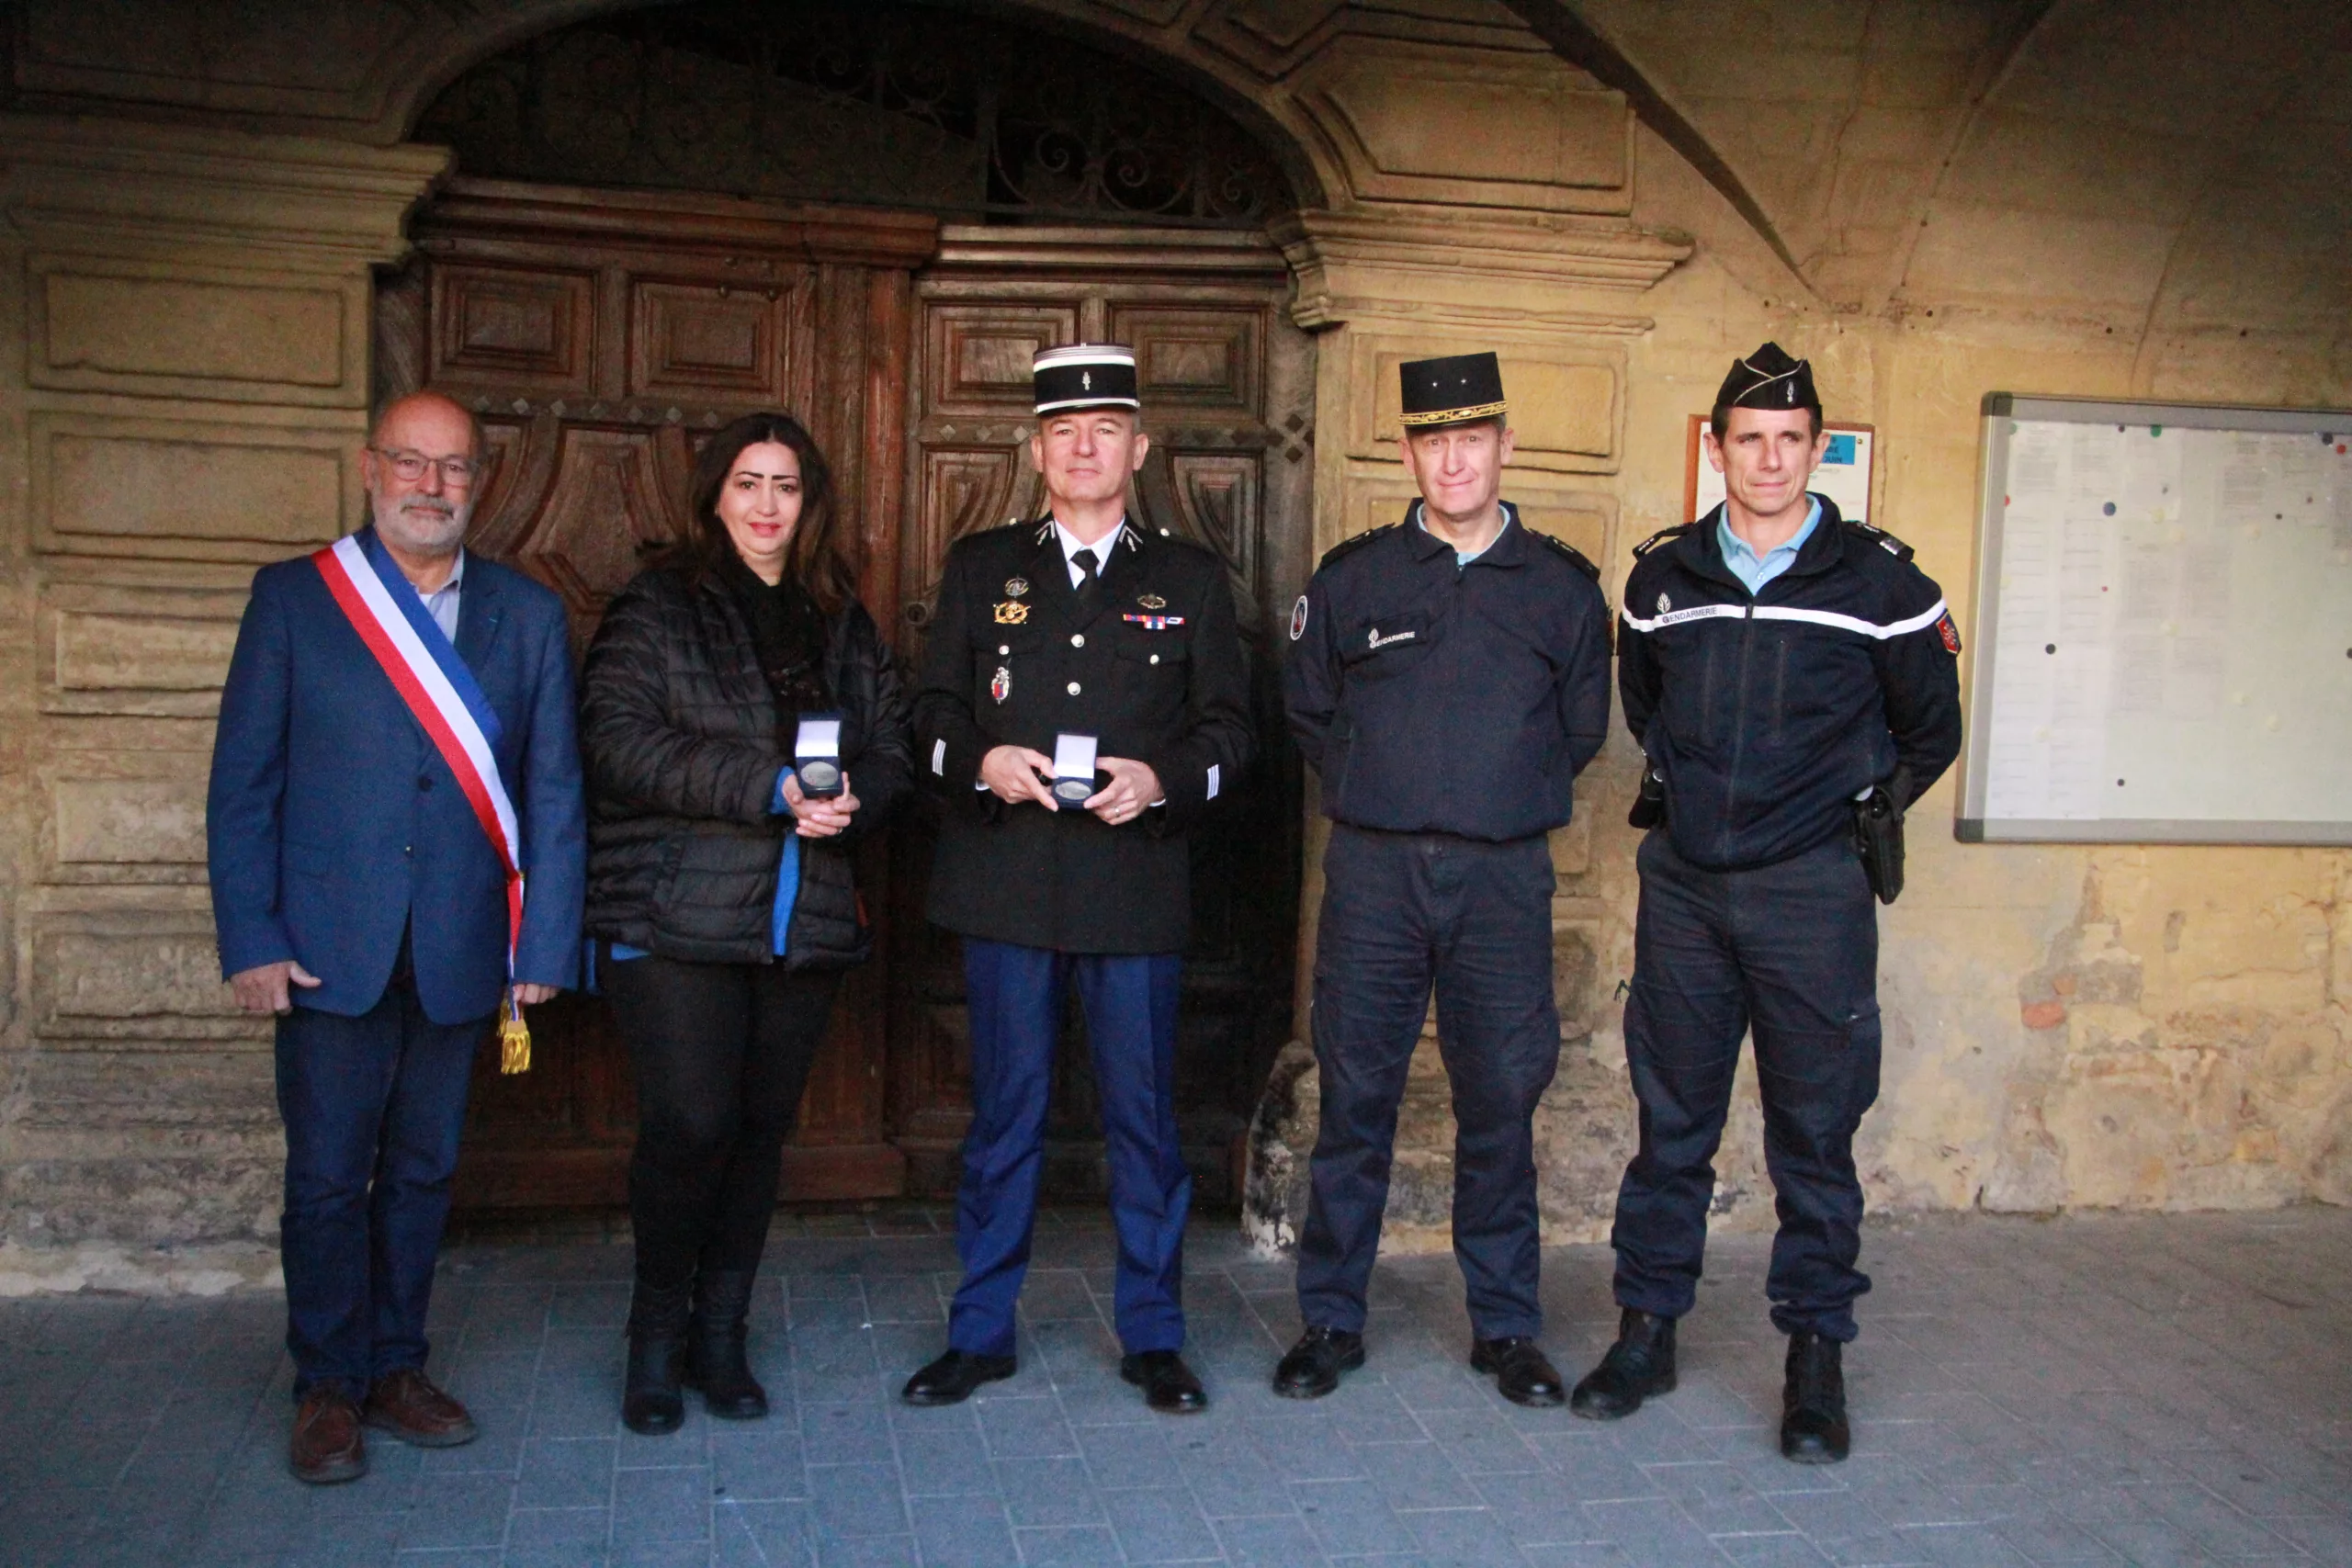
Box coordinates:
[924,305,1080,418]
[430,264,596,395]
[1110,304,1261,414]
[629,280,797,407]
[381,179,936,1209]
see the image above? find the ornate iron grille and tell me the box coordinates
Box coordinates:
[415,0,1296,228]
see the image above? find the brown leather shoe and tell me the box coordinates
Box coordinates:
[290,1386,367,1484]
[363,1367,478,1448]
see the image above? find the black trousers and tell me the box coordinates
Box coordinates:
[603,953,842,1286]
[1296,826,1561,1340]
[1611,829,1883,1341]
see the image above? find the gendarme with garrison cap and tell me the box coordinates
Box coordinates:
[905,340,1252,1416]
[1575,338,1963,1463]
[1276,347,1612,1408]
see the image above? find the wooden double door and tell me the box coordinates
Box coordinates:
[375,179,1315,1211]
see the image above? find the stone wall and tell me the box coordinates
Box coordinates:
[1,0,2347,1276]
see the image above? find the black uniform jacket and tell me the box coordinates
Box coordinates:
[1619,495,1963,874]
[1284,502,1613,841]
[912,516,1253,954]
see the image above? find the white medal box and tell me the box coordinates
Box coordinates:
[796,715,844,797]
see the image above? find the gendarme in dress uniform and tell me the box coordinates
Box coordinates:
[905,344,1253,1415]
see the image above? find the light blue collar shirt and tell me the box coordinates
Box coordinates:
[1717,497,1821,594]
[1416,500,1512,566]
[414,549,466,644]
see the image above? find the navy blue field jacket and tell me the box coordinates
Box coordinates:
[1619,496,1962,873]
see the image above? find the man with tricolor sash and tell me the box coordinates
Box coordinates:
[208,391,586,1484]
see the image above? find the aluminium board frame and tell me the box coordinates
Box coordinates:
[1957,391,2352,845]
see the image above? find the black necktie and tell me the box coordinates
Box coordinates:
[1073,547,1102,619]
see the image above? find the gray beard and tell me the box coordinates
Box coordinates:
[371,492,470,556]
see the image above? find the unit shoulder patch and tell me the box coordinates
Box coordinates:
[1317,522,1396,570]
[1632,524,1694,558]
[1842,520,1914,561]
[1533,533,1602,582]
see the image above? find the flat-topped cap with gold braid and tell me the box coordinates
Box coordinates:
[1035,344,1140,415]
[1398,351,1507,428]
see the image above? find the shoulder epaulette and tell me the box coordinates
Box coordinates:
[1534,532,1602,582]
[1842,519,1913,561]
[1317,522,1396,570]
[1632,524,1694,558]
[1145,524,1219,558]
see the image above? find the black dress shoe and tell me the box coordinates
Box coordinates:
[1272,1326,1364,1400]
[1780,1331,1850,1463]
[1121,1350,1208,1414]
[900,1349,1017,1407]
[1470,1337,1566,1407]
[1569,1307,1678,1420]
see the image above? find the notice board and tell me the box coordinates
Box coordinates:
[1957,394,2352,843]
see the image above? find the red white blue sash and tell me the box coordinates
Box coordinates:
[311,530,524,966]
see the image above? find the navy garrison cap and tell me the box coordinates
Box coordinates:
[1034,344,1139,415]
[1716,341,1820,415]
[1398,351,1507,427]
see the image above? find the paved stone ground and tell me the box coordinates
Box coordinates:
[3,1206,2348,1568]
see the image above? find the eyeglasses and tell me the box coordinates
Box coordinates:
[369,446,482,486]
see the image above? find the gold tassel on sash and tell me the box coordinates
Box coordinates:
[499,987,532,1075]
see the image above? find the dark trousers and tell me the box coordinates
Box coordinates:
[1296,826,1561,1341]
[1612,829,1883,1341]
[274,968,484,1399]
[950,940,1189,1359]
[603,953,842,1287]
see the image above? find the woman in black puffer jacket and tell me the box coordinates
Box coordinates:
[580,412,911,1436]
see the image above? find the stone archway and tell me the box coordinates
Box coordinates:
[379,0,1329,1211]
[0,0,1690,1253]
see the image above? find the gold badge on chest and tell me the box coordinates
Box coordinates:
[993,601,1030,625]
[1137,592,1168,611]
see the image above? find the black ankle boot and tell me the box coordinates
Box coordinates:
[1569,1307,1678,1420]
[1780,1330,1850,1463]
[621,1274,693,1436]
[685,1269,768,1420]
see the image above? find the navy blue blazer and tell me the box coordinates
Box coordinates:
[207,529,588,1024]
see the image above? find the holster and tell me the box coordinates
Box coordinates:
[1627,763,1667,830]
[1850,767,1910,905]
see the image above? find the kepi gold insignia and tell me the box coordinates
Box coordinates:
[993,601,1030,625]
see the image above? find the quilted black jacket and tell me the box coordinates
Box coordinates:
[580,565,913,966]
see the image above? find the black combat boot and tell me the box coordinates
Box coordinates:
[684,1269,769,1420]
[1780,1330,1850,1463]
[621,1271,694,1436]
[1568,1308,1678,1420]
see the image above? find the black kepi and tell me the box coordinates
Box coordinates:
[1035,344,1140,415]
[1716,341,1819,416]
[1398,351,1507,427]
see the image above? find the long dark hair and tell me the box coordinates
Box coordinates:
[671,412,858,615]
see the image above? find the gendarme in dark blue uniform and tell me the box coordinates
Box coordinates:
[1577,343,1962,1461]
[1281,353,1612,1400]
